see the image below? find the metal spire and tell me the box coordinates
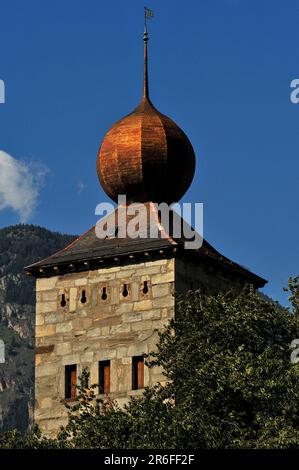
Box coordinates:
[143,7,154,99]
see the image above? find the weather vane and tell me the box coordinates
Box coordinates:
[144,6,154,38]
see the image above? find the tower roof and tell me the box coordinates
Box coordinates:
[24,203,267,290]
[96,26,195,204]
[25,15,267,291]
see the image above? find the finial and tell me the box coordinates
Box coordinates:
[143,7,154,99]
[143,28,149,99]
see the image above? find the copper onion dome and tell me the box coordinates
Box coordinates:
[96,27,196,205]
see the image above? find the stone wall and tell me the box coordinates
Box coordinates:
[35,257,175,435]
[175,255,244,294]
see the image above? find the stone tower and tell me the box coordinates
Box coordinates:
[25,24,266,436]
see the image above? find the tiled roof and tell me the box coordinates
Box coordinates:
[25,203,267,288]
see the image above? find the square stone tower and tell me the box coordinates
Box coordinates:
[25,204,265,436]
[25,22,266,436]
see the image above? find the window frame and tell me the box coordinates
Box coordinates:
[65,364,77,399]
[132,355,144,390]
[99,360,111,394]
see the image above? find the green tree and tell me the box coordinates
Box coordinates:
[147,286,299,448]
[0,284,298,449]
[55,285,299,448]
[56,368,132,449]
[287,276,299,320]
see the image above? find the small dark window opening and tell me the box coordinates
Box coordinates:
[65,364,77,399]
[101,286,108,301]
[81,289,87,304]
[122,284,129,297]
[61,294,66,307]
[142,281,149,295]
[132,356,144,390]
[99,360,110,394]
[190,281,194,290]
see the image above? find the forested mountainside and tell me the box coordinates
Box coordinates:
[0,225,75,432]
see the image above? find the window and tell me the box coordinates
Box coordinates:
[132,356,144,390]
[142,280,149,295]
[60,294,66,307]
[101,286,108,301]
[122,283,129,297]
[65,364,77,399]
[99,360,110,394]
[80,289,87,304]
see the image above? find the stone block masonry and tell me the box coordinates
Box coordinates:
[35,257,175,436]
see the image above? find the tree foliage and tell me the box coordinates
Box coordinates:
[0,282,298,449]
[149,285,299,448]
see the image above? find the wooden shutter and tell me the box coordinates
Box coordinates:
[99,360,110,394]
[65,364,77,399]
[132,356,144,390]
[70,369,77,399]
[137,358,144,389]
[103,362,110,394]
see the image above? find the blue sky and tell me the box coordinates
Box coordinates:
[0,0,298,304]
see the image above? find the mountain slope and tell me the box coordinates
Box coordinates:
[0,224,76,432]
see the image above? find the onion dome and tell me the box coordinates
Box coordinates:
[96,27,196,205]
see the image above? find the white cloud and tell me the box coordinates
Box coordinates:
[0,150,48,222]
